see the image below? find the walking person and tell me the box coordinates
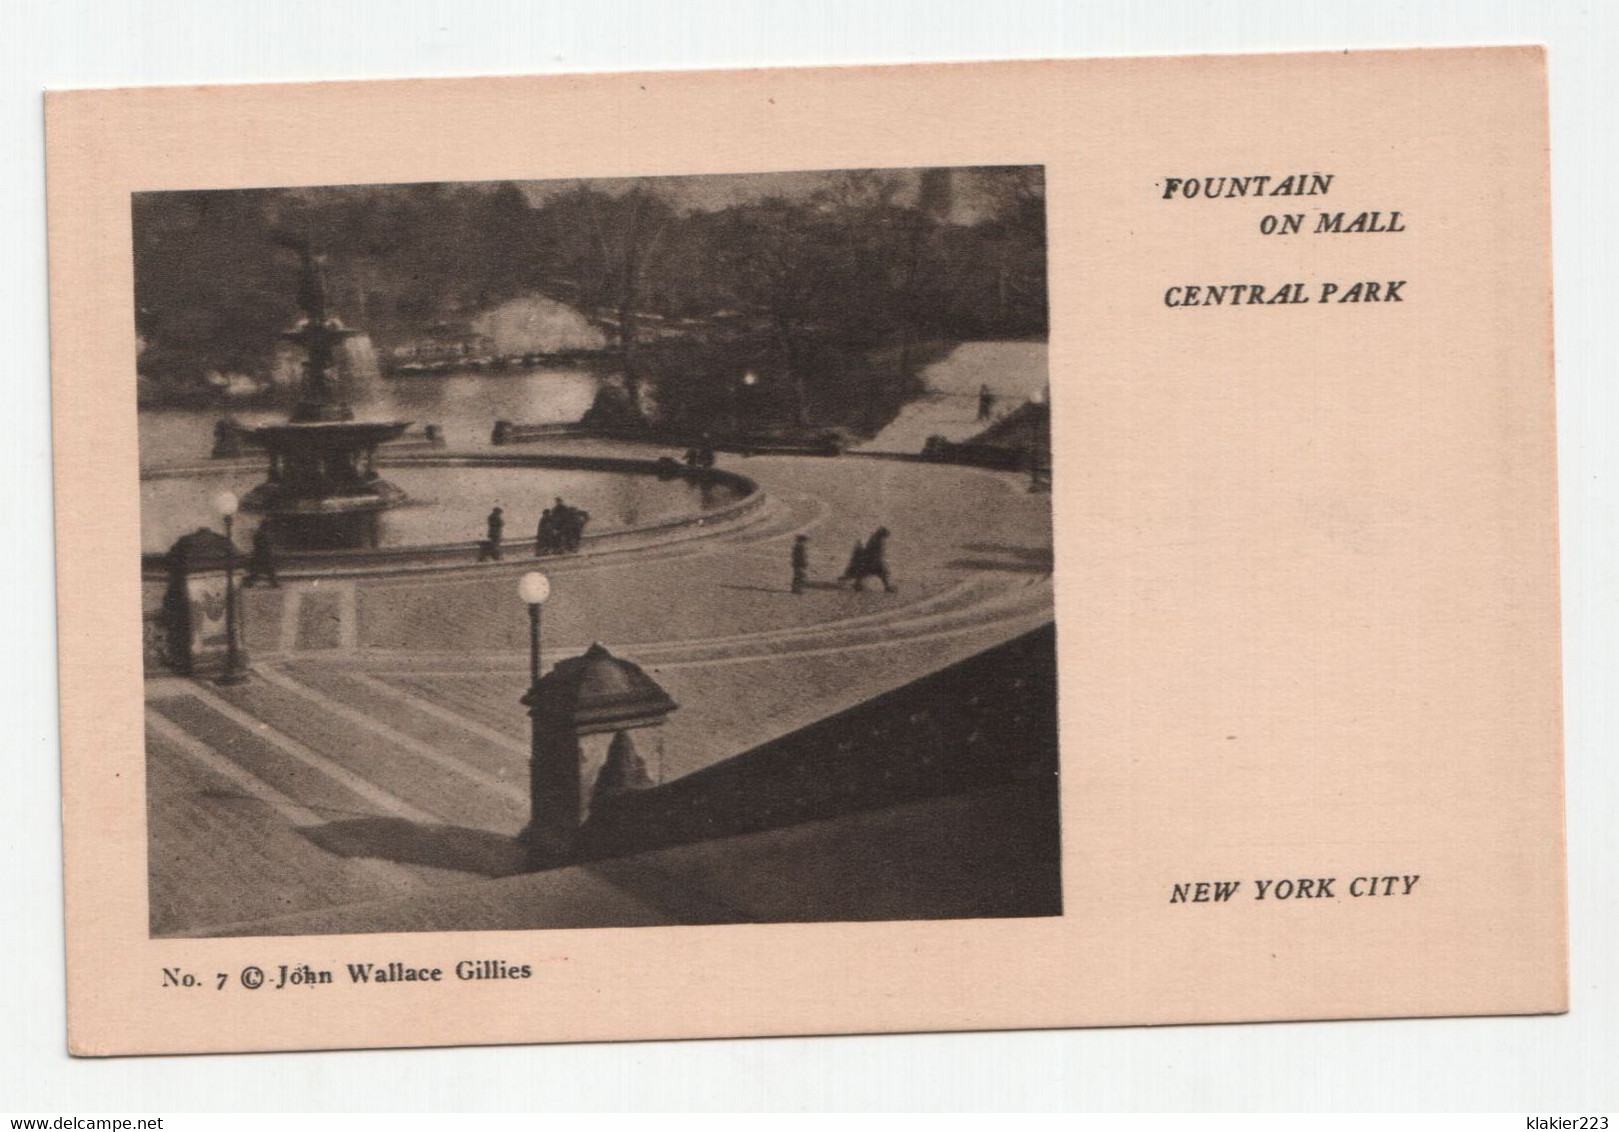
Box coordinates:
[1026,443,1052,492]
[840,538,865,587]
[485,505,504,561]
[791,534,810,594]
[535,506,556,556]
[567,505,591,551]
[549,498,568,552]
[548,497,589,553]
[550,497,572,553]
[977,383,995,422]
[856,526,897,593]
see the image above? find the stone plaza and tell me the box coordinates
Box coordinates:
[143,435,1057,936]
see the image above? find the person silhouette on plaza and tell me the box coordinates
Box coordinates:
[977,383,995,422]
[791,534,810,594]
[841,526,897,593]
[535,506,557,556]
[841,539,864,586]
[567,504,591,551]
[244,520,279,588]
[550,497,573,553]
[548,496,589,553]
[483,505,504,562]
[861,526,896,592]
[1026,443,1052,493]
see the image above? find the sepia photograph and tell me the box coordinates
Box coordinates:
[134,166,1060,938]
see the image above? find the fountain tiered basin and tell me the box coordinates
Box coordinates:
[141,243,762,573]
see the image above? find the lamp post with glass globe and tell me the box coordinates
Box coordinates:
[519,571,550,686]
[517,571,552,858]
[213,490,249,685]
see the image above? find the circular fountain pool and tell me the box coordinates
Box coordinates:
[141,454,756,566]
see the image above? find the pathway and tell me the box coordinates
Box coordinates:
[855,340,1050,454]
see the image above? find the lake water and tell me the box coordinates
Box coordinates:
[138,367,738,553]
[138,366,604,464]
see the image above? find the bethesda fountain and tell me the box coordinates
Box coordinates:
[138,240,761,568]
[239,242,411,548]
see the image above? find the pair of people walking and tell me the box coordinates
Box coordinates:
[536,497,589,556]
[790,526,897,594]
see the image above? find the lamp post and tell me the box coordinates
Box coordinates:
[517,570,551,859]
[213,490,249,685]
[519,570,551,686]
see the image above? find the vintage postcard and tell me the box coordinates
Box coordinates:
[46,47,1564,1055]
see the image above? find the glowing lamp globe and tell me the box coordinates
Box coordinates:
[213,491,240,519]
[518,571,551,606]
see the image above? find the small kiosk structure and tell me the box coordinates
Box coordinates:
[520,643,677,864]
[160,527,245,678]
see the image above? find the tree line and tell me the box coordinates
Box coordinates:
[133,167,1047,430]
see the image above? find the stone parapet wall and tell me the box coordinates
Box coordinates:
[577,622,1059,865]
[139,453,763,581]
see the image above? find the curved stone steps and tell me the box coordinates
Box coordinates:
[356,571,1052,673]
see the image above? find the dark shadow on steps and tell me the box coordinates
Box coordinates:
[945,557,1052,574]
[577,622,1062,926]
[304,818,528,877]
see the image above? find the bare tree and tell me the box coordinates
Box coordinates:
[715,197,833,426]
[573,180,674,415]
[968,168,1048,325]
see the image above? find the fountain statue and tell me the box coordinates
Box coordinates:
[240,241,411,548]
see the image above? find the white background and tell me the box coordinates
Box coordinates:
[2,0,1615,1113]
